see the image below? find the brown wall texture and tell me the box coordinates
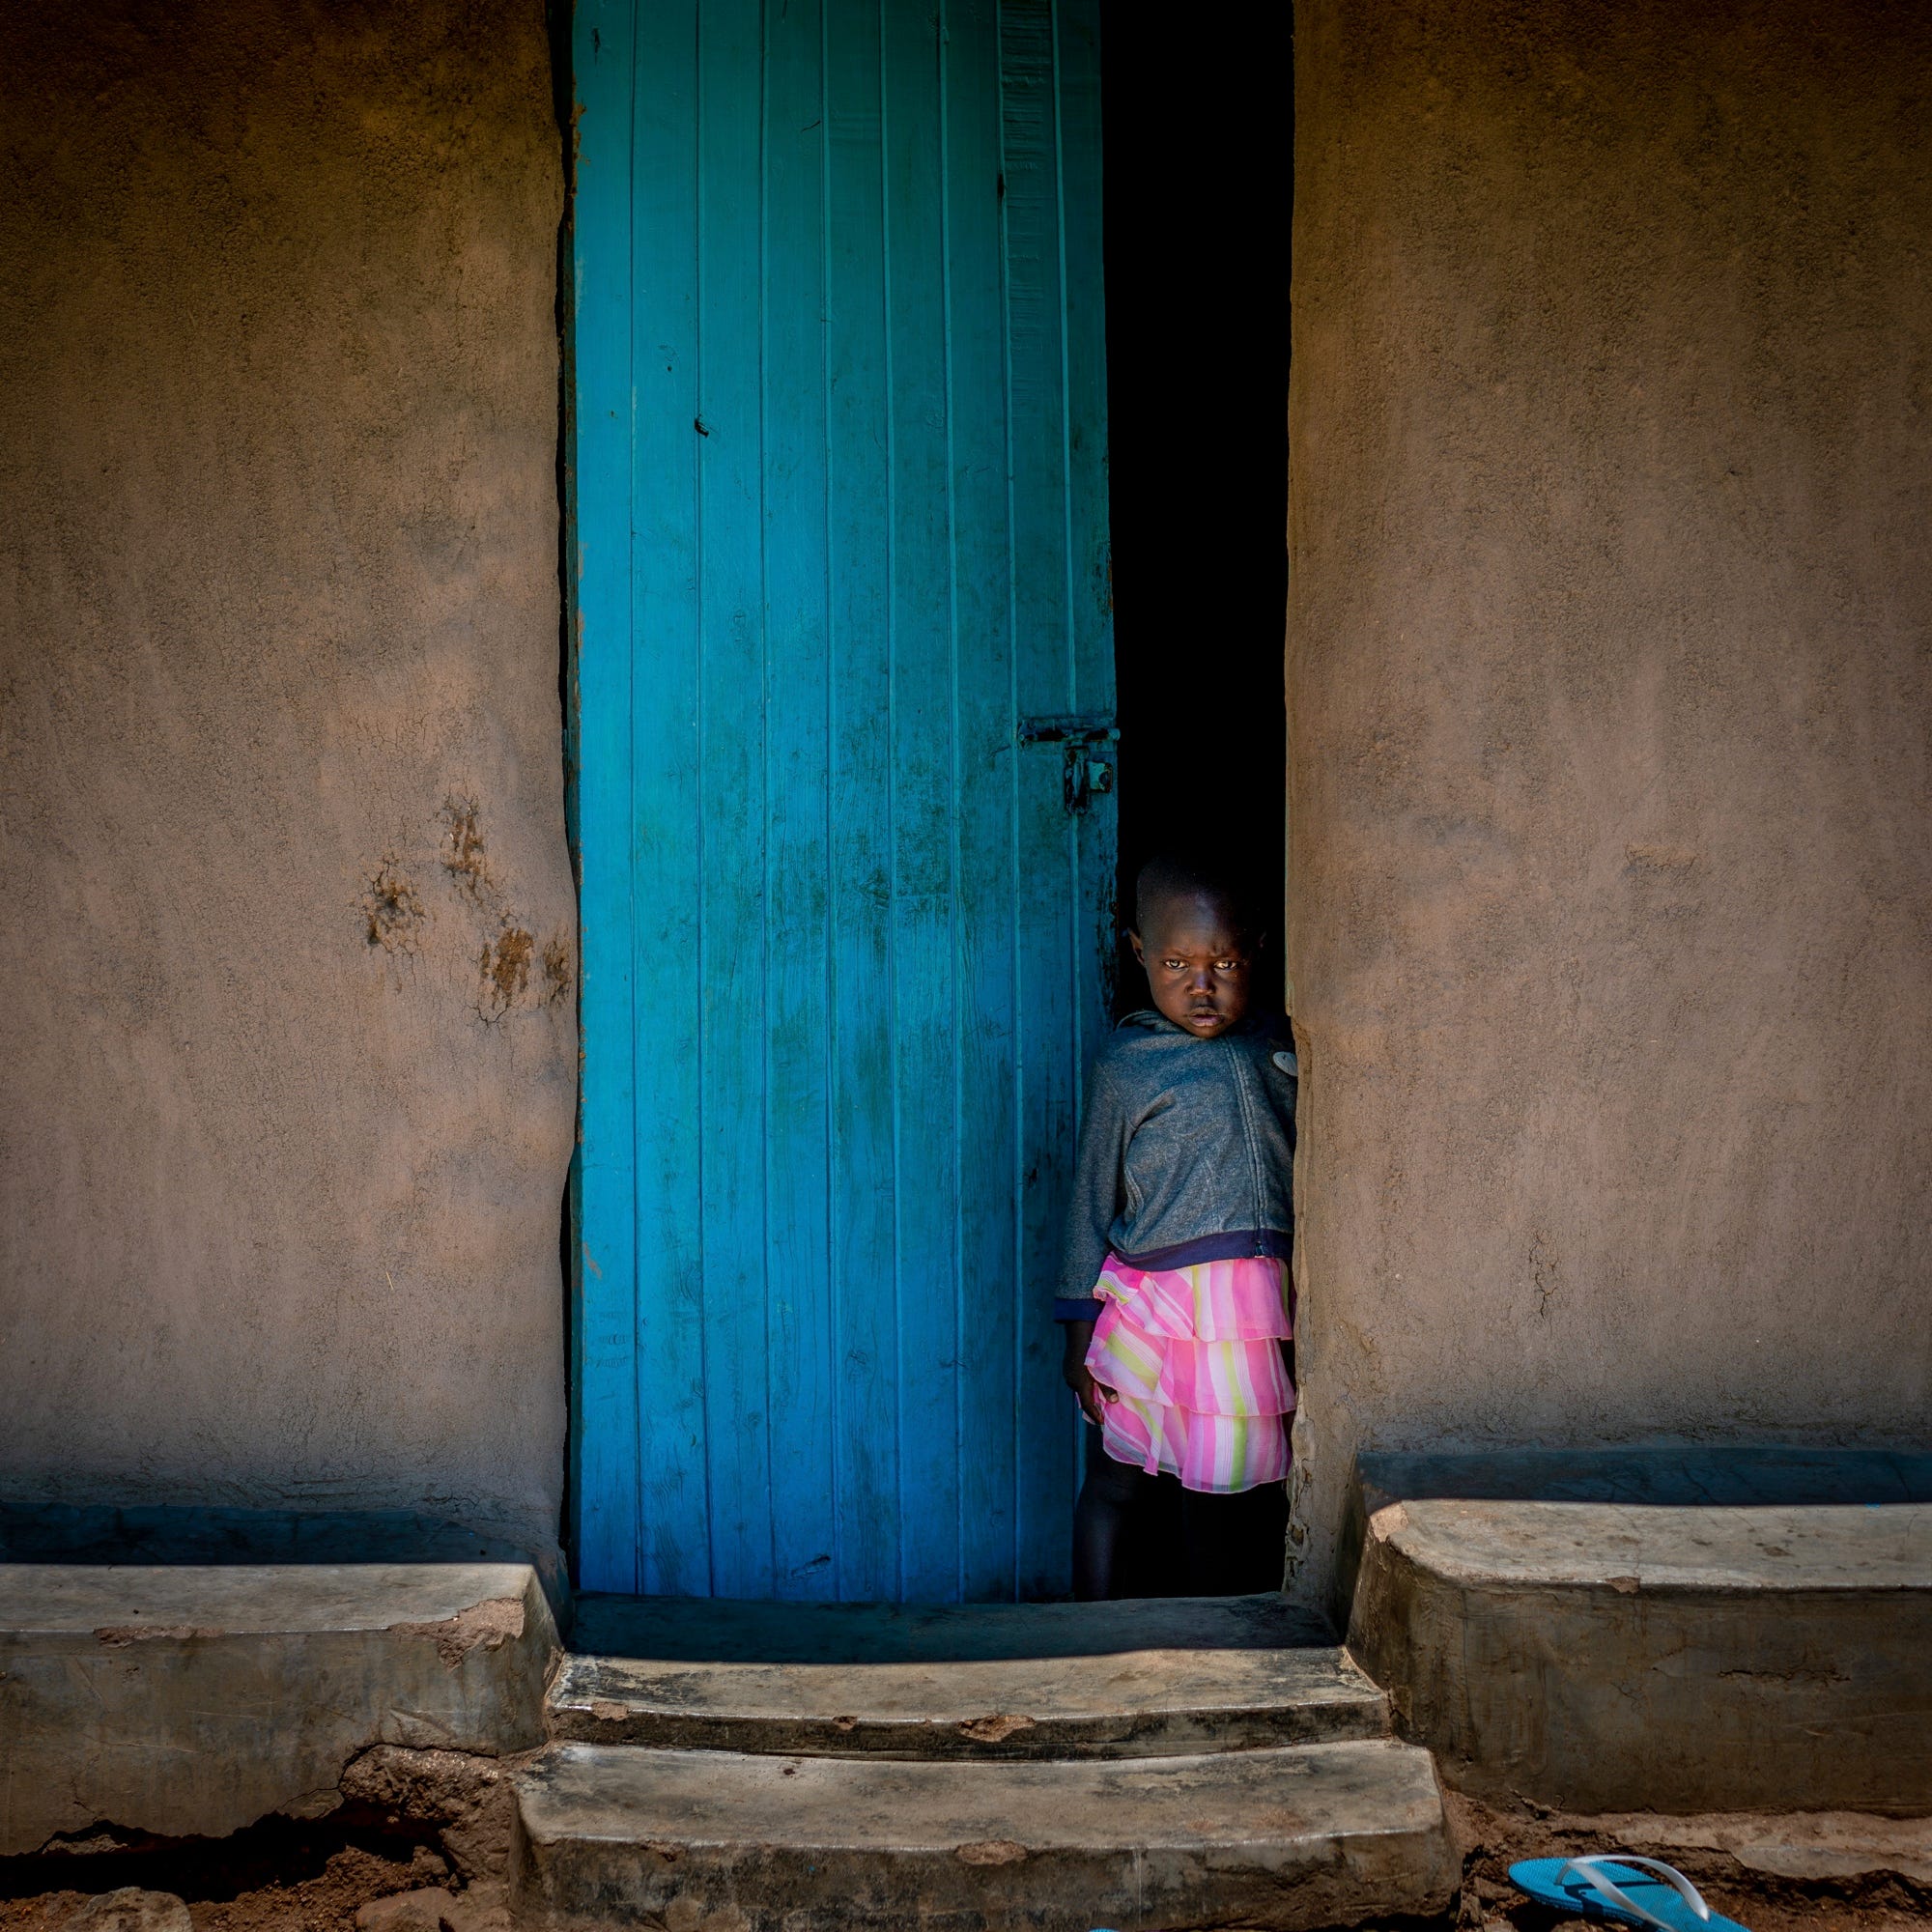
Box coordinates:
[0,1,572,1552]
[1287,0,1932,1602]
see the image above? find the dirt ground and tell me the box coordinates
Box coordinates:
[1442,1791,1932,1932]
[1,1791,1928,1930]
[0,1805,507,1932]
[0,1743,501,1930]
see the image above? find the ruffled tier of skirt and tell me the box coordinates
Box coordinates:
[1086,1253,1294,1495]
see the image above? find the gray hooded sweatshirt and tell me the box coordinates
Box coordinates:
[1055,1008,1297,1321]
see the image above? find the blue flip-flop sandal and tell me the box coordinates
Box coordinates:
[1509,1856,1750,1932]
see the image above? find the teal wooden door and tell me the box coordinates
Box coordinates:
[569,0,1112,1601]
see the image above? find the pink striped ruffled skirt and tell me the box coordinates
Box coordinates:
[1085,1252,1294,1494]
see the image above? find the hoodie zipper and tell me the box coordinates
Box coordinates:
[1223,1036,1270,1248]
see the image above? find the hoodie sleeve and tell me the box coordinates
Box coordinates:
[1056,1048,1128,1321]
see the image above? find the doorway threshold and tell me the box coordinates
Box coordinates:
[551,1591,1379,1760]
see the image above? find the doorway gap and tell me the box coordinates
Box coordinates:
[1098,6,1294,1602]
[1102,8,1292,1021]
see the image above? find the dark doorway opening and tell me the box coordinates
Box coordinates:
[1103,11,1292,1018]
[1096,11,1294,1599]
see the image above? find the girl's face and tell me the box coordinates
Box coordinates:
[1130,893,1253,1038]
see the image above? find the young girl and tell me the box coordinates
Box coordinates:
[1058,854,1296,1599]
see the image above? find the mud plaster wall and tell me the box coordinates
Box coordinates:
[0,1,572,1551]
[1287,0,1932,1603]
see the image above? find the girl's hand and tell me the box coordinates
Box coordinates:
[1068,1363,1118,1428]
[1061,1321,1118,1428]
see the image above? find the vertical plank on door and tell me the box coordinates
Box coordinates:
[761,0,838,1600]
[1054,0,1114,1582]
[1002,0,1084,1599]
[823,0,898,1603]
[883,0,962,1603]
[695,0,773,1601]
[629,0,711,1596]
[944,0,1021,1601]
[1056,0,1115,1092]
[571,0,643,1594]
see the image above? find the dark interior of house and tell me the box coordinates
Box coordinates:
[1100,12,1294,1595]
[1104,10,1293,1024]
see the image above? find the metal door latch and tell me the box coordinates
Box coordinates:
[1019,715,1118,816]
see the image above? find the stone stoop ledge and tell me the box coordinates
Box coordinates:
[0,1507,564,1856]
[1340,1446,1932,1815]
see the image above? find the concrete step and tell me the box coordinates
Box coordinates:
[553,1591,1388,1758]
[510,1738,1457,1932]
[1343,1445,1932,1814]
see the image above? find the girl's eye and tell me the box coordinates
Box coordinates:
[1214,960,1237,971]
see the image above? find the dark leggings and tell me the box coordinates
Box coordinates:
[1072,1425,1290,1601]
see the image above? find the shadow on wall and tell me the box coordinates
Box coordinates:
[0,1501,554,1582]
[1349,1444,1932,1508]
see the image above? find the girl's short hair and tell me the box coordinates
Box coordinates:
[1134,853,1261,939]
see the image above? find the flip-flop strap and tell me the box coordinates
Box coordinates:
[1555,1856,1712,1931]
